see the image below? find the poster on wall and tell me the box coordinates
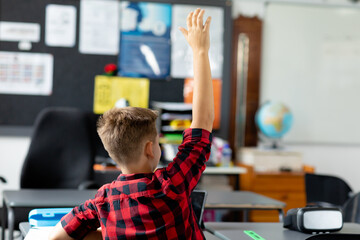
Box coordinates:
[118,2,171,79]
[79,0,119,55]
[0,51,53,96]
[171,5,224,79]
[45,4,77,47]
[93,75,149,114]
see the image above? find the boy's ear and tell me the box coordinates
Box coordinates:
[145,141,154,159]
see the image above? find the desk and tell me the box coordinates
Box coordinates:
[94,164,247,190]
[2,190,96,240]
[205,190,286,222]
[204,222,360,240]
[5,189,279,239]
[19,222,360,240]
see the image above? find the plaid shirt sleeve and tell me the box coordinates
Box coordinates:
[61,198,100,239]
[165,128,212,195]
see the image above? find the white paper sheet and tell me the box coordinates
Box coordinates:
[79,0,119,55]
[45,4,77,47]
[24,227,53,240]
[171,5,224,79]
[0,22,40,42]
[0,51,53,96]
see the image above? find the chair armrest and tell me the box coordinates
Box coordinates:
[0,176,7,183]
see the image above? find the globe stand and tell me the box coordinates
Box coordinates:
[258,133,284,150]
[271,139,283,149]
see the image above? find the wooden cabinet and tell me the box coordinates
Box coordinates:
[239,164,307,222]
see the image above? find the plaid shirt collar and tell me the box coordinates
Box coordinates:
[117,172,153,181]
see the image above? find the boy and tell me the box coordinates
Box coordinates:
[49,8,214,240]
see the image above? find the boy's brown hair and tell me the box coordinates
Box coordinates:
[97,107,158,165]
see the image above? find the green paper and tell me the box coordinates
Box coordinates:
[244,230,266,240]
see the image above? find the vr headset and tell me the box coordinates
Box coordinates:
[283,207,343,233]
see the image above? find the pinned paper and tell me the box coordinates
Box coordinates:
[45,4,77,47]
[171,5,224,79]
[79,0,119,55]
[93,76,149,114]
[184,78,222,129]
[0,51,53,96]
[118,2,171,78]
[0,21,40,42]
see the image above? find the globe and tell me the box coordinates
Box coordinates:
[255,102,293,139]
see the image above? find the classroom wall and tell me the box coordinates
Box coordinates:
[2,0,360,201]
[0,137,30,201]
[234,0,360,192]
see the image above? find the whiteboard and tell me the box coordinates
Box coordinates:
[260,3,360,144]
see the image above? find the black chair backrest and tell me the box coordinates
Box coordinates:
[87,112,109,160]
[343,192,360,223]
[305,173,353,207]
[20,107,95,189]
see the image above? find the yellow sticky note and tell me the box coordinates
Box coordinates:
[93,76,149,114]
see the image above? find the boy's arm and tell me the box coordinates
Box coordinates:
[49,222,102,240]
[179,8,214,132]
[49,199,100,240]
[82,230,103,240]
[48,222,74,240]
[162,9,213,195]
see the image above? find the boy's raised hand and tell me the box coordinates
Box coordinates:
[178,8,214,132]
[179,9,211,53]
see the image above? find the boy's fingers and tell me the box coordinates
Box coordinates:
[197,9,205,28]
[204,16,211,32]
[192,8,200,27]
[187,12,193,29]
[178,27,188,38]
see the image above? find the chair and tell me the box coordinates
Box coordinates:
[20,107,98,189]
[3,107,99,236]
[305,173,353,208]
[343,192,360,223]
[0,177,6,226]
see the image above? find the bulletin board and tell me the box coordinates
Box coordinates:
[0,0,232,139]
[261,3,360,144]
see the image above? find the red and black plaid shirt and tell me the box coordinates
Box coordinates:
[61,128,212,240]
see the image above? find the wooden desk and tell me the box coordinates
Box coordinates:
[2,190,96,240]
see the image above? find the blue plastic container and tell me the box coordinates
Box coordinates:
[28,208,73,227]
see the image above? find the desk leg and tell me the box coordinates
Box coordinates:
[235,174,240,190]
[229,175,240,191]
[7,207,14,240]
[243,209,249,222]
[278,209,284,222]
[1,199,5,240]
